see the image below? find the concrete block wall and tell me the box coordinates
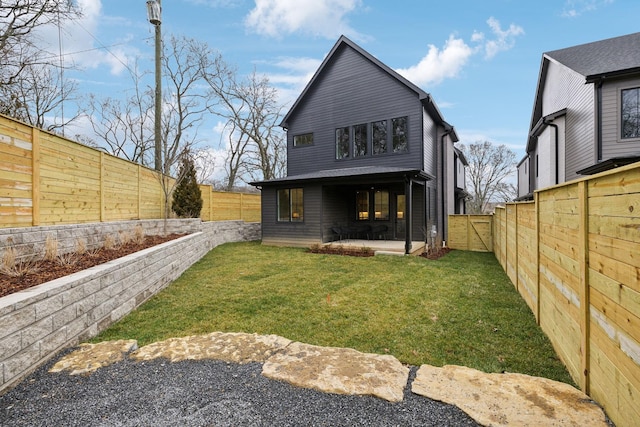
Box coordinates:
[0,219,202,264]
[0,220,260,394]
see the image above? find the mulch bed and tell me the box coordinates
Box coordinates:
[419,247,453,260]
[308,245,374,257]
[0,234,185,298]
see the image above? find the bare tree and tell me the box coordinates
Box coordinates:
[0,0,79,86]
[159,35,212,176]
[82,65,154,166]
[459,140,517,214]
[0,62,79,131]
[201,54,286,189]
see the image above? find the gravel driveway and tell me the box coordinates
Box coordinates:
[0,350,479,427]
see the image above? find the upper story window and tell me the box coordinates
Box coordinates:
[392,116,408,152]
[372,120,387,155]
[277,188,304,222]
[335,127,350,159]
[335,116,408,160]
[293,133,313,147]
[621,87,640,139]
[353,123,368,157]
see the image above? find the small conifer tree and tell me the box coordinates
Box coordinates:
[171,155,203,218]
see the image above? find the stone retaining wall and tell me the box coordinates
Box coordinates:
[0,220,260,394]
[0,219,203,263]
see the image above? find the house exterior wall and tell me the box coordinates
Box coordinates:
[542,59,595,180]
[535,128,555,189]
[260,184,323,247]
[601,76,640,159]
[517,157,530,198]
[423,108,437,175]
[285,45,423,176]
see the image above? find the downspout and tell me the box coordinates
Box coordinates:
[596,79,603,162]
[544,120,559,185]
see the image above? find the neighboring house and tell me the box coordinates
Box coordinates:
[517,32,640,200]
[251,36,466,254]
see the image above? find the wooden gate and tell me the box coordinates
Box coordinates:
[448,215,493,252]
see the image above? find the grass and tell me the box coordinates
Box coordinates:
[93,241,574,384]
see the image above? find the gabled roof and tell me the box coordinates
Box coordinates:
[279,35,457,140]
[545,32,640,82]
[526,32,640,154]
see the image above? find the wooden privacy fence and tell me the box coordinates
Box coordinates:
[450,162,640,427]
[0,114,260,228]
[447,215,493,251]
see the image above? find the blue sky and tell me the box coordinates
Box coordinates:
[43,0,640,169]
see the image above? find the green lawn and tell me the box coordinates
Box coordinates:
[93,241,574,384]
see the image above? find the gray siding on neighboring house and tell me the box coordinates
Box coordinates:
[601,76,640,158]
[542,59,595,180]
[260,184,323,245]
[286,45,424,176]
[517,157,530,198]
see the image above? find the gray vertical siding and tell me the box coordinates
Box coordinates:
[601,76,640,159]
[422,109,437,175]
[260,184,323,245]
[542,60,595,180]
[286,44,424,176]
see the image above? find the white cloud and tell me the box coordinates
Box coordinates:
[395,35,474,87]
[561,0,614,17]
[396,17,523,88]
[244,0,363,39]
[477,17,525,59]
[36,0,140,76]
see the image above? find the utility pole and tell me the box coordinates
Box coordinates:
[147,0,162,172]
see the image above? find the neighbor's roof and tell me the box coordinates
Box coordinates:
[545,32,640,81]
[279,35,458,142]
[250,166,433,186]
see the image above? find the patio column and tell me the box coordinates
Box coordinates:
[404,177,413,255]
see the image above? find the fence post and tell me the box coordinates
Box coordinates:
[578,181,590,394]
[240,193,244,221]
[137,164,142,219]
[100,152,105,222]
[31,127,40,226]
[534,192,541,325]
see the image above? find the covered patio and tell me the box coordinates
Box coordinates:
[324,239,426,256]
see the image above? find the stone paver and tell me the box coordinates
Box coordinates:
[49,339,137,375]
[131,332,291,363]
[262,341,409,402]
[49,333,611,426]
[412,364,609,427]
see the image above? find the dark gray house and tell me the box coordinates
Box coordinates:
[252,36,466,254]
[517,32,640,199]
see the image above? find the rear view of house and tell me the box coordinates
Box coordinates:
[518,32,640,199]
[252,36,466,254]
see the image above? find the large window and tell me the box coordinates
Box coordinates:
[336,127,350,159]
[277,188,304,222]
[356,189,389,221]
[392,116,408,152]
[372,120,387,155]
[353,123,368,157]
[293,133,313,147]
[356,191,369,220]
[622,87,640,139]
[374,190,389,220]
